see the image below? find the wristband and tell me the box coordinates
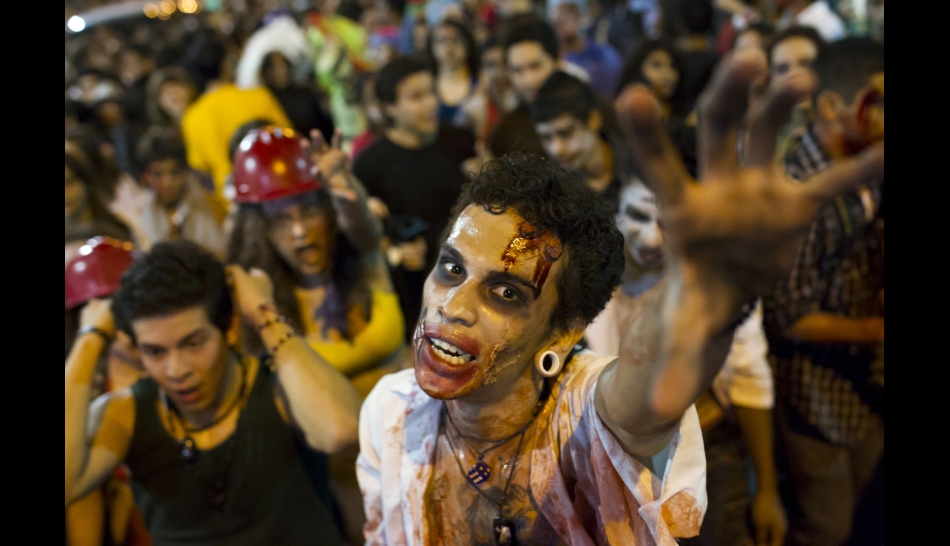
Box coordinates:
[77,325,114,344]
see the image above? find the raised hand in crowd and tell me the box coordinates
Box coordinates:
[599,47,884,449]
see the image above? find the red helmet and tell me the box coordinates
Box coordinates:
[65,237,135,310]
[231,126,322,204]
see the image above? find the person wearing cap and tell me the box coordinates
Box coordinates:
[227,126,407,541]
[65,237,146,546]
[65,239,361,545]
[228,125,406,395]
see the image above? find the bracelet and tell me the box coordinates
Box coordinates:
[77,325,114,344]
[255,302,288,333]
[268,330,298,356]
[256,313,288,333]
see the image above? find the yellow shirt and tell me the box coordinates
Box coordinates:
[180,84,291,199]
[294,287,405,396]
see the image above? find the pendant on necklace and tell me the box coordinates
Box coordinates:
[493,515,516,545]
[179,437,198,465]
[467,460,491,485]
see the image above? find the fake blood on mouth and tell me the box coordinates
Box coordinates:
[501,222,563,298]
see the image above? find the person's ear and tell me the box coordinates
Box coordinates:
[815,89,843,123]
[587,109,602,134]
[533,318,586,377]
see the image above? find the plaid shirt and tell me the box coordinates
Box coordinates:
[763,129,884,447]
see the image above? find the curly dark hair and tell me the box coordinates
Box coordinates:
[450,153,624,330]
[227,191,370,351]
[112,240,233,343]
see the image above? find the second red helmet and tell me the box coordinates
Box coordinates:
[231,126,322,204]
[65,237,136,310]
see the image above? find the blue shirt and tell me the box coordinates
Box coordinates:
[565,43,624,99]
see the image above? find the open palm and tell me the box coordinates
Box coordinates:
[618,50,885,417]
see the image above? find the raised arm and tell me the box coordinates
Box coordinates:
[310,129,382,255]
[595,49,885,459]
[65,299,135,505]
[227,265,362,453]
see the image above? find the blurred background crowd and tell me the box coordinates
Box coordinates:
[64,0,884,544]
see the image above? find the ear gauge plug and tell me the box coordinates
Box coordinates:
[535,350,562,378]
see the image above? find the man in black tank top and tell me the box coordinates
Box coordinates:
[65,240,362,545]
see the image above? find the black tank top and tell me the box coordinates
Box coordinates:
[126,359,344,545]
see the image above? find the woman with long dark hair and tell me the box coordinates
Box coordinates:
[65,149,132,248]
[227,127,405,394]
[617,40,700,176]
[616,40,685,119]
[227,126,404,542]
[427,19,479,125]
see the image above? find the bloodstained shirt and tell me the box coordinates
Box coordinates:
[357,350,707,545]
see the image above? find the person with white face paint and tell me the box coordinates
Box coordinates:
[586,180,787,546]
[531,72,625,209]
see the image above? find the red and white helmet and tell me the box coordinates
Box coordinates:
[231,126,322,204]
[65,237,135,310]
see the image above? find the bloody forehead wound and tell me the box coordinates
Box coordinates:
[500,220,563,298]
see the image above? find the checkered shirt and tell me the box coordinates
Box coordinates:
[763,129,884,447]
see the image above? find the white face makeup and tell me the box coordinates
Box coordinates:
[616,181,663,270]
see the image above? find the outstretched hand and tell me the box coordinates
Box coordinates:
[617,49,884,419]
[309,129,357,201]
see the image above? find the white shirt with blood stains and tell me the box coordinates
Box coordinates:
[356,350,707,545]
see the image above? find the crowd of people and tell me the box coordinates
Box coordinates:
[64,0,884,544]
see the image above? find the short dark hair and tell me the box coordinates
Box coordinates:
[450,153,624,330]
[814,38,884,102]
[112,241,233,342]
[766,25,825,68]
[135,127,186,173]
[503,19,559,63]
[374,56,433,105]
[530,71,597,125]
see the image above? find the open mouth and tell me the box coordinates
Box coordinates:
[295,244,320,262]
[637,248,663,265]
[174,386,201,404]
[427,336,475,366]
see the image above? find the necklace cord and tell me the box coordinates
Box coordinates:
[442,411,522,512]
[440,393,545,515]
